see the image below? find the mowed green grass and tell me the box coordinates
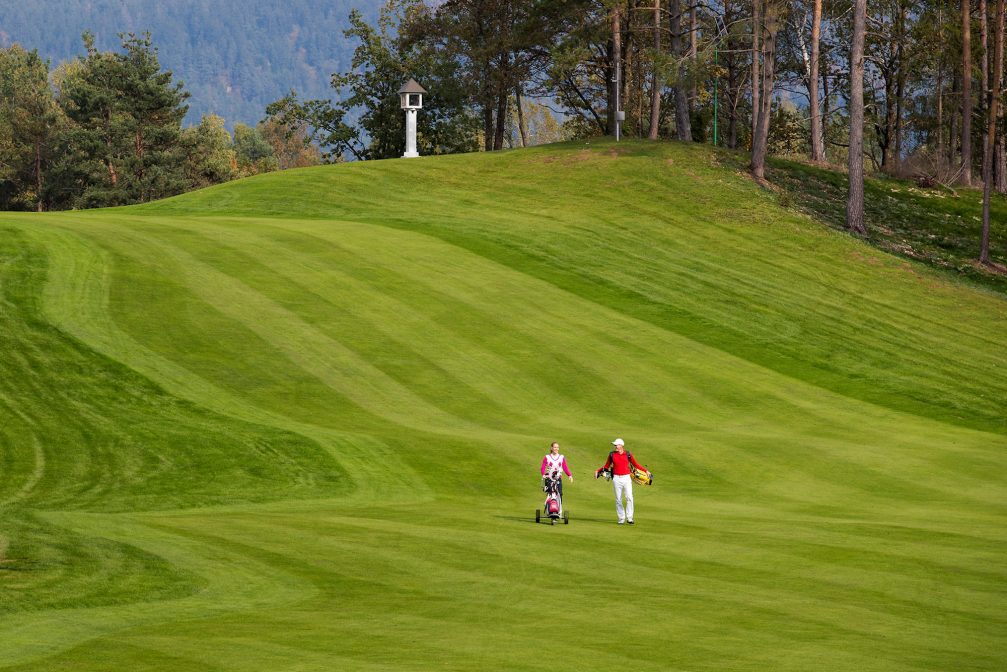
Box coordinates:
[1,139,1005,671]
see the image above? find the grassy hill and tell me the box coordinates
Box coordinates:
[1,140,1005,671]
[766,156,1007,295]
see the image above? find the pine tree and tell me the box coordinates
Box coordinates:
[0,45,65,211]
[60,32,189,207]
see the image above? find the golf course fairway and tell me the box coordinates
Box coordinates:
[1,140,1005,671]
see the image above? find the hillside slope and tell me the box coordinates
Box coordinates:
[767,156,1007,294]
[1,140,1004,671]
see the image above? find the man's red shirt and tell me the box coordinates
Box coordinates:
[602,450,644,476]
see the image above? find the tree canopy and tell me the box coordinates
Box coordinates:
[0,33,319,211]
[0,0,377,127]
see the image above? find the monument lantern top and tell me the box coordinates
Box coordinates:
[399,79,427,110]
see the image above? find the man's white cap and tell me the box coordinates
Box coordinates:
[612,438,625,446]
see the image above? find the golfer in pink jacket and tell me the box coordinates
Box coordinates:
[540,441,573,498]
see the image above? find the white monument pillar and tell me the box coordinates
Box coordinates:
[404,108,418,158]
[399,79,427,159]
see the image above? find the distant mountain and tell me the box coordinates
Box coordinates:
[0,0,378,127]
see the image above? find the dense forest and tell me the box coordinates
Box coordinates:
[255,0,1007,261]
[1,0,1005,261]
[0,34,322,211]
[0,0,376,126]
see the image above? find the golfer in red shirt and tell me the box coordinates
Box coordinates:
[595,438,646,524]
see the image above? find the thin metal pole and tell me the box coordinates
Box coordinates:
[713,45,719,146]
[616,61,621,141]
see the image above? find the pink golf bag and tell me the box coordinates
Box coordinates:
[536,470,568,524]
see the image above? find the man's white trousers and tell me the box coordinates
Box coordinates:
[612,474,634,522]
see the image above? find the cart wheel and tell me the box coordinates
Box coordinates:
[535,510,540,523]
[563,512,569,524]
[550,518,555,526]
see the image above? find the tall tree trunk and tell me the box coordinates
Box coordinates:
[690,6,698,103]
[877,5,903,173]
[725,0,739,149]
[938,3,945,157]
[821,44,830,157]
[515,86,528,147]
[476,7,494,153]
[494,88,507,150]
[950,64,960,165]
[35,141,43,212]
[895,3,907,173]
[752,0,761,146]
[809,0,825,161]
[882,67,898,171]
[996,0,1007,194]
[980,0,1007,193]
[980,0,989,156]
[962,0,973,185]
[612,3,622,139]
[996,141,1007,192]
[623,12,635,137]
[671,0,692,141]
[649,0,662,139]
[979,0,1003,264]
[751,2,779,181]
[484,105,494,151]
[895,71,905,173]
[848,0,868,236]
[760,6,778,149]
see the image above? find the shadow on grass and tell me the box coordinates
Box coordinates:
[765,155,1007,296]
[493,515,615,525]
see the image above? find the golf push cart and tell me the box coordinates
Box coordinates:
[536,470,569,525]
